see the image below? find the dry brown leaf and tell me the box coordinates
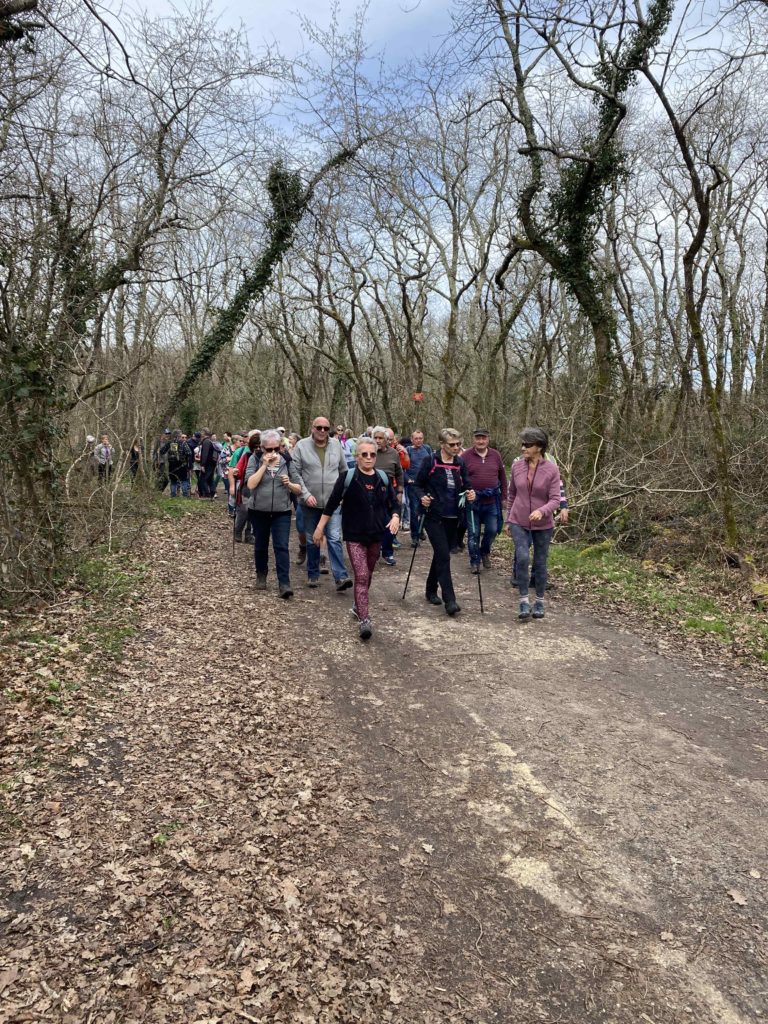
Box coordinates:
[280,877,301,911]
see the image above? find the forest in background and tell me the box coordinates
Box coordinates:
[2,0,768,604]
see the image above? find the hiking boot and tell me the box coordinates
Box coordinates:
[234,533,244,543]
[382,555,396,566]
[410,538,419,548]
[518,599,531,621]
[445,600,461,616]
[279,584,294,599]
[392,538,401,549]
[426,593,442,606]
[296,545,307,566]
[255,573,267,591]
[335,577,353,592]
[358,618,373,641]
[320,555,329,574]
[470,564,481,574]
[307,578,320,588]
[482,554,491,569]
[532,600,545,619]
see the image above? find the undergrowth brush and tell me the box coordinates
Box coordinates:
[496,534,768,668]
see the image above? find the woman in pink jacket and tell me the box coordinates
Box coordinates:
[506,428,562,621]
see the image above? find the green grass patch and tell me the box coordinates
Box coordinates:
[683,617,731,637]
[496,534,767,666]
[154,496,216,520]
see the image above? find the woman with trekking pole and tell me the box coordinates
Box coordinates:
[312,438,400,641]
[506,427,562,621]
[413,428,475,616]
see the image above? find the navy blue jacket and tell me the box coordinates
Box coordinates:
[414,453,470,519]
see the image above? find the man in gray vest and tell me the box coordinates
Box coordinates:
[292,416,352,591]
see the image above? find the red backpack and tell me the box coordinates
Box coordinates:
[234,450,251,505]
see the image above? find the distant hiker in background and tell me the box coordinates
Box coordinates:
[233,431,261,543]
[372,427,404,566]
[161,430,191,498]
[218,434,233,496]
[93,435,113,483]
[404,430,432,545]
[198,429,217,499]
[129,440,142,482]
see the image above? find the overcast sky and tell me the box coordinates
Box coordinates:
[134,0,454,62]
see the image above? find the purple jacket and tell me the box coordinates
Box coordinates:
[506,458,561,530]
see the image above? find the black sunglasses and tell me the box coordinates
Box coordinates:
[262,447,280,453]
[314,425,330,431]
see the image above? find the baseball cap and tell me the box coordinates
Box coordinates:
[473,427,490,437]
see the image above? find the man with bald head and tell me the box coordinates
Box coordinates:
[292,416,351,591]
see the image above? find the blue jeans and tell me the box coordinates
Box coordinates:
[509,525,553,599]
[406,485,423,540]
[466,501,500,566]
[302,506,348,582]
[381,527,394,559]
[170,476,190,498]
[249,510,291,585]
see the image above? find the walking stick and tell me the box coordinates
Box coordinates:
[468,505,485,614]
[401,513,425,601]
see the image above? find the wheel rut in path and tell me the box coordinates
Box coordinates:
[295,529,768,1023]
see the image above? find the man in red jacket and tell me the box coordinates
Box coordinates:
[462,428,507,573]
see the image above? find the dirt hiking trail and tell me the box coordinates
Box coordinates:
[2,507,766,1023]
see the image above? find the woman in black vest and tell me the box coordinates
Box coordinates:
[413,428,476,616]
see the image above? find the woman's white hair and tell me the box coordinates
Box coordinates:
[260,429,282,447]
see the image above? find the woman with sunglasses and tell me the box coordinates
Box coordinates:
[312,439,400,640]
[413,428,475,616]
[246,429,308,598]
[506,427,562,620]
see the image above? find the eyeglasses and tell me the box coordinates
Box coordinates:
[521,443,536,449]
[358,452,376,458]
[262,447,280,453]
[313,425,330,431]
[446,441,462,447]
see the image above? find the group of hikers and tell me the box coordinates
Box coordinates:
[151,418,568,641]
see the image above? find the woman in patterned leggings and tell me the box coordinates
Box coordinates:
[312,439,400,641]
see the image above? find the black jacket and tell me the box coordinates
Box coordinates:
[324,468,399,543]
[200,437,217,469]
[161,439,190,472]
[414,453,470,519]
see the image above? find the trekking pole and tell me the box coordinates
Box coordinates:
[401,513,425,601]
[468,505,485,614]
[232,484,239,558]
